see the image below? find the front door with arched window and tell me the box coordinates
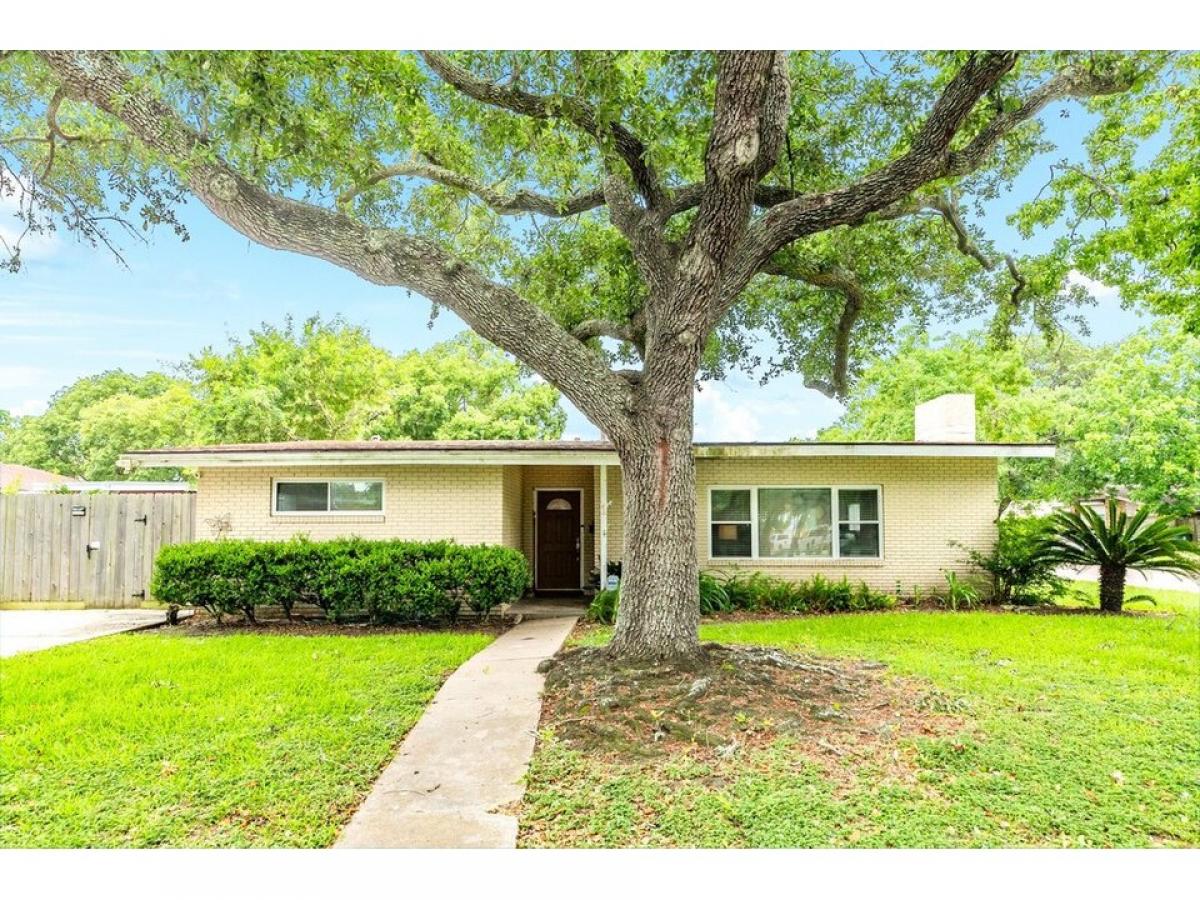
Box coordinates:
[535,489,581,591]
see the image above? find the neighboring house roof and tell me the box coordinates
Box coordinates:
[118,438,1056,470]
[0,462,78,490]
[1,462,191,493]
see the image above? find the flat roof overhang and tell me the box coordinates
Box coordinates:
[118,440,1055,470]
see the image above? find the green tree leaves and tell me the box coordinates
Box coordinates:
[1,319,565,480]
[821,319,1200,515]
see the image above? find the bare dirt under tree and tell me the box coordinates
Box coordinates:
[536,642,966,779]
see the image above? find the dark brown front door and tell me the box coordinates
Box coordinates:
[536,490,581,591]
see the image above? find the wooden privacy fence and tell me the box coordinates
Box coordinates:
[0,493,195,607]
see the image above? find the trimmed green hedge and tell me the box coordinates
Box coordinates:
[152,537,530,624]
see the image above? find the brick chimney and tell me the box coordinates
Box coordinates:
[914,393,976,442]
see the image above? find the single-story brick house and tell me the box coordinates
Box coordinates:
[118,394,1053,595]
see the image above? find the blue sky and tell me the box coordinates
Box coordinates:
[0,94,1152,441]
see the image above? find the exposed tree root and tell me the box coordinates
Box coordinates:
[538,642,966,782]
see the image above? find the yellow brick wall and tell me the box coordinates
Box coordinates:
[599,456,998,593]
[501,466,524,549]
[195,465,513,545]
[195,456,997,594]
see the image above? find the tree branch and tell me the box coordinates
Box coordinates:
[743,52,1020,268]
[718,53,1144,320]
[338,156,605,216]
[922,193,993,269]
[421,51,662,207]
[37,50,636,437]
[761,258,864,399]
[572,316,645,356]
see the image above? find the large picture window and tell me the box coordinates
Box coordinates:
[274,479,384,515]
[709,485,881,560]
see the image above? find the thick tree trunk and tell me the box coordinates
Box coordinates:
[607,415,702,663]
[1099,564,1127,613]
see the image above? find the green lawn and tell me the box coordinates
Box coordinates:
[522,598,1199,847]
[1062,579,1199,614]
[0,629,491,847]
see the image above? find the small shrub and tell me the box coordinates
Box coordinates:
[938,570,982,611]
[698,571,733,615]
[960,515,1067,605]
[587,588,620,625]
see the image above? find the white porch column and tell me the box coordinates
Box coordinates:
[598,463,609,578]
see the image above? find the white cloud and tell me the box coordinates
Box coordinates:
[0,365,47,390]
[694,383,763,442]
[9,397,47,416]
[695,375,845,443]
[1067,270,1119,303]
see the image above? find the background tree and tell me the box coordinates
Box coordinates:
[378,333,564,440]
[3,371,187,479]
[2,49,1192,661]
[0,409,13,457]
[1,319,564,479]
[822,319,1200,515]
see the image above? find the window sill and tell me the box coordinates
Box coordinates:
[270,515,386,524]
[707,556,885,567]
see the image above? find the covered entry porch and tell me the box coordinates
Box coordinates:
[500,461,617,596]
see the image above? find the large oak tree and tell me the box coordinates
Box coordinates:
[1,50,1193,661]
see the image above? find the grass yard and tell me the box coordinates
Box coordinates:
[0,629,491,847]
[521,595,1199,848]
[1062,579,1198,615]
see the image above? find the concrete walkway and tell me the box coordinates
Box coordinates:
[0,609,176,658]
[336,615,578,849]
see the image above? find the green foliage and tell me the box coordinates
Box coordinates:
[2,371,190,481]
[0,408,12,457]
[717,571,897,614]
[938,570,982,611]
[1,318,565,480]
[1042,501,1200,574]
[1040,499,1200,611]
[587,588,620,625]
[152,537,530,624]
[379,333,565,440]
[533,603,1200,847]
[1011,55,1200,329]
[588,572,896,623]
[697,571,734,615]
[0,630,491,847]
[3,51,1192,399]
[960,515,1067,606]
[822,320,1200,514]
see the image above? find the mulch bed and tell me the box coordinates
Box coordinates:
[168,610,510,637]
[537,642,966,787]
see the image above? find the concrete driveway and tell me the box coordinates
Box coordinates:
[1060,567,1200,594]
[0,609,172,658]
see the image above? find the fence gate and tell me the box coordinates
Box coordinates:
[0,493,195,607]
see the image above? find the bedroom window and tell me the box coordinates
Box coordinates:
[709,485,881,559]
[274,479,384,514]
[837,488,881,557]
[710,488,752,558]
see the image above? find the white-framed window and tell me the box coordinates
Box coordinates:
[708,485,882,560]
[273,478,385,515]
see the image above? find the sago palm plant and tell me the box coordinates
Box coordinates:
[1041,499,1200,612]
